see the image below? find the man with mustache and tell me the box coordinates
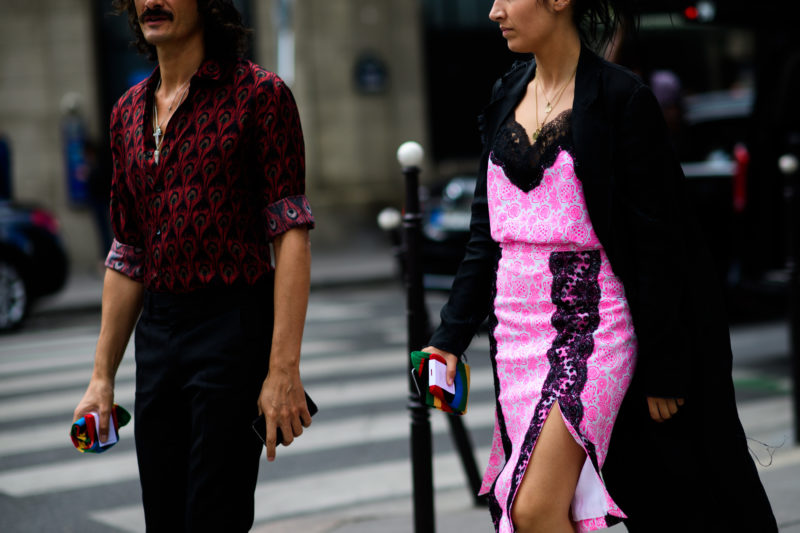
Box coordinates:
[71,1,314,530]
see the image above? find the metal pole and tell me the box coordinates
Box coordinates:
[779,150,800,444]
[793,169,800,446]
[399,142,435,533]
[446,415,487,505]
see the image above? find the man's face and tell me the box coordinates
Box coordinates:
[135,0,203,49]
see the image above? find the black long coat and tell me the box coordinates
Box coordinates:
[429,46,777,532]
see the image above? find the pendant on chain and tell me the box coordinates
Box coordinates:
[545,103,552,114]
[153,126,162,164]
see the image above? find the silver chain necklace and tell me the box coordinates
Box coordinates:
[152,76,192,164]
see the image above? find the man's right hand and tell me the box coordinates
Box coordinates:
[73,379,115,442]
[421,346,459,387]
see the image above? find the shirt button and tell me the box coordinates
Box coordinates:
[155,230,161,236]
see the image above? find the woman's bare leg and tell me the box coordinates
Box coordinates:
[510,403,585,533]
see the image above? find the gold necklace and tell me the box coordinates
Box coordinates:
[532,66,577,141]
[152,76,192,164]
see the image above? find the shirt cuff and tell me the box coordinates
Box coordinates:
[104,238,145,282]
[264,194,315,240]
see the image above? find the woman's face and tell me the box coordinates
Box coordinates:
[489,0,563,54]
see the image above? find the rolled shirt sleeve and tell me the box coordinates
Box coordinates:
[106,101,146,283]
[255,72,315,240]
[264,194,314,240]
[104,238,145,282]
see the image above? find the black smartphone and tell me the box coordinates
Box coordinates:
[251,391,318,446]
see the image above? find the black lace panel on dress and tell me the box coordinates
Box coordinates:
[490,109,574,193]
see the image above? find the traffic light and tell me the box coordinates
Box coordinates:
[682,1,716,22]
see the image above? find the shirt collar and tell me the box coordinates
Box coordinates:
[195,58,227,81]
[142,57,231,94]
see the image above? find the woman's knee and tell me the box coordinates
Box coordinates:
[511,496,568,533]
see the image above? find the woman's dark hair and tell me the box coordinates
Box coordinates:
[571,0,639,53]
[112,0,251,63]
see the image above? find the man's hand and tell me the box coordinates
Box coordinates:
[264,226,311,462]
[72,268,142,442]
[647,396,685,422]
[73,378,115,442]
[421,346,460,387]
[257,368,311,462]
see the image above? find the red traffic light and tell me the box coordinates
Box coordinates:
[683,1,716,21]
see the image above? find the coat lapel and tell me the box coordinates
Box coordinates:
[573,44,602,112]
[481,59,536,151]
[571,45,617,259]
[571,45,608,187]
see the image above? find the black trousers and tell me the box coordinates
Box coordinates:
[134,280,273,533]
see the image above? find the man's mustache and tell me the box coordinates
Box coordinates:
[139,8,174,23]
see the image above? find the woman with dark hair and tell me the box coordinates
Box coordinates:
[423,1,777,531]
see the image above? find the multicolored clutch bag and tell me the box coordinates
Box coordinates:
[410,351,470,415]
[70,404,131,453]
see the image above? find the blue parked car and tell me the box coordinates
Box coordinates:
[0,201,69,331]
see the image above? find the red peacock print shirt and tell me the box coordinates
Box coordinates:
[104,58,314,293]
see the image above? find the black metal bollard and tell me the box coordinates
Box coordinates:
[779,149,800,444]
[398,141,435,533]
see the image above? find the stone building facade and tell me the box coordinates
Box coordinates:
[0,0,429,271]
[0,0,103,270]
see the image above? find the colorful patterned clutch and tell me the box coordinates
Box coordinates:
[410,351,470,415]
[70,404,131,453]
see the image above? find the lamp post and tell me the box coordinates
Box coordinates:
[779,152,800,444]
[398,141,435,533]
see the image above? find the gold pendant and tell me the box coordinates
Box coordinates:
[545,103,552,114]
[532,129,541,142]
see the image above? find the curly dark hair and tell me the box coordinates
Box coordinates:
[112,0,250,62]
[571,0,639,51]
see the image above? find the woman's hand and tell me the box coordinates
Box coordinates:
[647,397,685,422]
[421,346,460,386]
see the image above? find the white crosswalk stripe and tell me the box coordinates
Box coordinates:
[0,352,494,425]
[90,446,494,533]
[0,401,497,497]
[0,293,497,532]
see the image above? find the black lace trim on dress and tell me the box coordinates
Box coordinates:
[503,250,603,526]
[490,109,574,193]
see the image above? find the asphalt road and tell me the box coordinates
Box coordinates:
[0,284,796,532]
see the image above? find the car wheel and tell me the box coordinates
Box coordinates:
[0,260,27,331]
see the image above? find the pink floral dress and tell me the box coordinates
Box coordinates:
[480,111,637,532]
